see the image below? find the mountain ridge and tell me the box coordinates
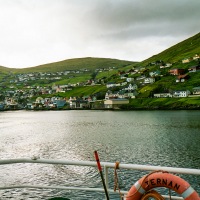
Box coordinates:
[10,57,136,73]
[0,32,200,73]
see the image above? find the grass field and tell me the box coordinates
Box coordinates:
[126,97,200,109]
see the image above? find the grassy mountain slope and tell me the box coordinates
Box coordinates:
[14,57,135,73]
[0,66,13,72]
[141,32,200,65]
[1,32,200,109]
[131,32,200,98]
[1,32,199,74]
[124,97,200,110]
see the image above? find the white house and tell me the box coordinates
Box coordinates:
[193,54,200,60]
[126,77,134,82]
[182,58,192,63]
[149,71,161,77]
[106,82,121,88]
[154,93,172,98]
[124,83,138,91]
[120,82,127,86]
[173,90,191,97]
[105,91,119,100]
[144,78,155,84]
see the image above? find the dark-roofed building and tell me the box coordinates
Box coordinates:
[169,68,185,75]
[176,74,189,82]
[193,87,200,95]
[188,65,200,73]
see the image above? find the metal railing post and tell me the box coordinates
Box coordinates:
[104,165,109,190]
[104,165,109,199]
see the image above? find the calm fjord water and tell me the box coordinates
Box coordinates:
[0,110,200,199]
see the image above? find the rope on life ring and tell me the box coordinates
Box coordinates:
[125,171,200,200]
[141,190,165,200]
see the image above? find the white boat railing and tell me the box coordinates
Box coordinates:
[0,158,200,199]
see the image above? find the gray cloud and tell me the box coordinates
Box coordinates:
[87,0,200,38]
[0,0,199,68]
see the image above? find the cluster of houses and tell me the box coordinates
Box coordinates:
[0,55,200,110]
[8,67,117,85]
[9,69,91,84]
[169,65,200,83]
[22,95,130,110]
[23,85,200,110]
[153,55,200,98]
[172,54,200,82]
[154,89,194,98]
[117,67,159,84]
[182,54,200,63]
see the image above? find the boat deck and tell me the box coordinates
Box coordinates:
[0,158,199,199]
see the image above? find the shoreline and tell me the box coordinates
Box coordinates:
[1,106,200,112]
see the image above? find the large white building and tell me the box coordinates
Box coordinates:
[173,90,191,97]
[104,99,129,109]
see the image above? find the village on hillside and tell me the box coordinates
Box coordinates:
[0,54,200,110]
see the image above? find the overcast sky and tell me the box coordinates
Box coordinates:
[0,0,200,68]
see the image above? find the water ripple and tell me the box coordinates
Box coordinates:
[0,110,200,199]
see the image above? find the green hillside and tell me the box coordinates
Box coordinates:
[13,57,135,73]
[122,97,200,110]
[129,32,200,98]
[141,32,200,66]
[0,32,199,74]
[0,66,13,72]
[1,32,200,106]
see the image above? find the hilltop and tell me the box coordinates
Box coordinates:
[6,57,136,73]
[0,32,199,73]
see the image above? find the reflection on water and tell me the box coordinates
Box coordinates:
[0,110,200,199]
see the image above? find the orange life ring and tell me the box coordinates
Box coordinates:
[125,172,200,200]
